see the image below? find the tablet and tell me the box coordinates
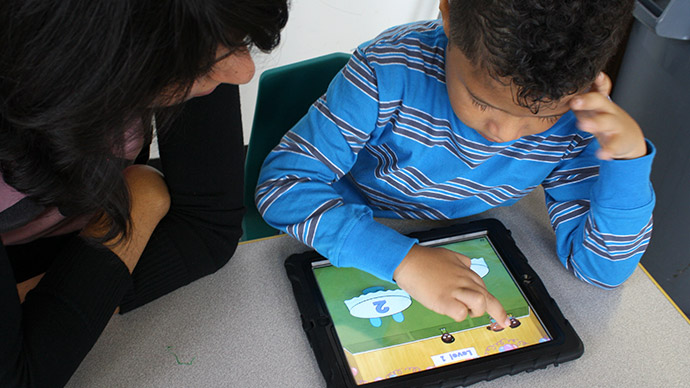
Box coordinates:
[285,218,583,387]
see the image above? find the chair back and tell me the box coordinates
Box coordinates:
[242,52,351,241]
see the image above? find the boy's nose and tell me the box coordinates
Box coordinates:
[485,120,522,142]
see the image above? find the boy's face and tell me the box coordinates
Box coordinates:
[444,44,576,143]
[439,0,577,142]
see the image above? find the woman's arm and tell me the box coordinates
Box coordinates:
[2,165,169,388]
[118,83,246,312]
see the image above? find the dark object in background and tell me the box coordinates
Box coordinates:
[612,0,690,317]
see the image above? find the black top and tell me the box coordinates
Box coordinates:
[0,84,246,388]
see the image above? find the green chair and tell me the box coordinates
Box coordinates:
[241,52,351,241]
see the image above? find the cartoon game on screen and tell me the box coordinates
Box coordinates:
[313,236,551,385]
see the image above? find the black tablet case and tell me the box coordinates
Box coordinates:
[285,218,584,387]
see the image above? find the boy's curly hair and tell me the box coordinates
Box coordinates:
[448,0,634,113]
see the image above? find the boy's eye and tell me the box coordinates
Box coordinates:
[470,97,489,112]
[469,93,561,124]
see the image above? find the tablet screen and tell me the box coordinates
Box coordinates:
[312,231,552,385]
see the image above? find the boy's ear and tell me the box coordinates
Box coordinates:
[439,0,450,38]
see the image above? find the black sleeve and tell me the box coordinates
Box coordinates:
[0,238,133,388]
[0,84,245,387]
[118,83,246,312]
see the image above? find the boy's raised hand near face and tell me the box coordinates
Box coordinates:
[570,72,647,161]
[393,244,511,329]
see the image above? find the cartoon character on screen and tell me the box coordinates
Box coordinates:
[487,315,522,332]
[440,327,455,344]
[343,286,412,327]
[469,257,489,278]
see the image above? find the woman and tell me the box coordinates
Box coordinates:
[0,1,288,386]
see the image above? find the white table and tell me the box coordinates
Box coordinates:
[67,188,690,387]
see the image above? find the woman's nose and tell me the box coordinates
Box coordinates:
[211,49,256,85]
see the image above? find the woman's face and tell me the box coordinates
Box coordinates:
[187,46,256,99]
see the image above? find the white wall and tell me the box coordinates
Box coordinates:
[238,0,440,144]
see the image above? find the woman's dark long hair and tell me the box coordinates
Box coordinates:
[0,0,288,242]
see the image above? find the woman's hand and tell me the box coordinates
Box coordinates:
[16,273,44,303]
[393,244,511,328]
[81,164,170,273]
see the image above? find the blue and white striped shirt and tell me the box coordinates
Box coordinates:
[257,20,655,289]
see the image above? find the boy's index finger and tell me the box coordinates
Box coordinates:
[484,292,511,329]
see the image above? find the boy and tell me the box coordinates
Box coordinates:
[256,0,654,328]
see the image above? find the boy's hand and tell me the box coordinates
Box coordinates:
[393,244,511,328]
[570,72,647,160]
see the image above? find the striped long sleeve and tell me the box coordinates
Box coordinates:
[256,42,420,280]
[256,20,655,286]
[544,139,655,288]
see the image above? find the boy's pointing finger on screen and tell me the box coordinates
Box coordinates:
[394,244,511,328]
